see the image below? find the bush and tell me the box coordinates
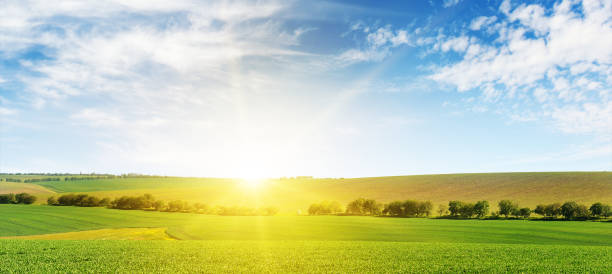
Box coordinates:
[346,198,381,215]
[0,193,36,204]
[308,201,343,215]
[498,200,519,218]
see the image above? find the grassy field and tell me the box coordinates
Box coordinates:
[6,172,609,212]
[1,205,610,245]
[1,240,610,273]
[1,202,611,272]
[0,182,56,195]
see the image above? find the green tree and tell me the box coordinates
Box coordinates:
[589,202,604,217]
[498,200,518,218]
[561,201,579,219]
[474,200,490,218]
[448,200,463,217]
[519,207,531,219]
[47,196,58,206]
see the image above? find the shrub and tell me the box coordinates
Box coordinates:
[474,201,490,218]
[498,200,519,218]
[448,201,463,217]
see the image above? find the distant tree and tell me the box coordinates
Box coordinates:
[99,198,111,207]
[15,193,37,204]
[448,201,463,217]
[474,200,490,218]
[519,207,531,219]
[544,203,562,218]
[363,199,382,215]
[383,201,404,216]
[602,204,612,218]
[346,198,366,215]
[168,200,184,212]
[588,202,609,217]
[459,203,476,218]
[328,201,343,214]
[498,200,518,218]
[561,201,579,219]
[417,201,433,217]
[153,200,166,211]
[437,204,448,216]
[534,204,546,216]
[193,203,208,214]
[402,200,419,217]
[576,204,590,219]
[308,203,321,215]
[47,196,58,206]
[0,193,17,204]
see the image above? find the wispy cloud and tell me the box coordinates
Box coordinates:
[428,0,612,137]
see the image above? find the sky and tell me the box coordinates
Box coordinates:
[0,0,610,178]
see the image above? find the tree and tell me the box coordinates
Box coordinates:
[15,193,37,204]
[448,201,463,217]
[153,200,166,211]
[47,196,58,206]
[589,202,606,217]
[346,198,366,215]
[363,199,382,215]
[498,200,518,218]
[437,204,448,216]
[474,200,490,218]
[561,201,579,219]
[544,203,562,218]
[534,204,546,216]
[384,201,404,216]
[519,207,531,219]
[576,204,590,219]
[459,203,476,218]
[308,203,321,215]
[99,198,111,207]
[417,201,433,217]
[602,204,612,218]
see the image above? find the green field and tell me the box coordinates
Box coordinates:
[1,240,610,273]
[1,172,611,273]
[1,205,611,244]
[1,172,610,212]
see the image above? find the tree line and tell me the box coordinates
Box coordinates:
[0,193,37,204]
[308,198,611,220]
[47,194,278,216]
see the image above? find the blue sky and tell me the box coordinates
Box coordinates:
[0,0,610,178]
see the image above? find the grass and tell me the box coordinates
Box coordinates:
[0,240,610,273]
[1,205,610,245]
[0,182,56,195]
[1,204,611,273]
[22,172,612,211]
[1,228,173,240]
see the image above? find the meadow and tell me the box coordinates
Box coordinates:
[2,172,610,212]
[1,172,611,272]
[1,240,610,273]
[1,205,611,245]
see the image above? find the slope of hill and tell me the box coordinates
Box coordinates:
[14,172,612,211]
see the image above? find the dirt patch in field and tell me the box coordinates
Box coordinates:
[0,182,56,194]
[0,227,175,240]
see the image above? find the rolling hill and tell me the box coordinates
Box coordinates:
[2,172,611,212]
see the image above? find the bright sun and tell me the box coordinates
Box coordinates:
[240,178,264,189]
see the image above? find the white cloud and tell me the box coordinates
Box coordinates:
[338,25,413,64]
[470,16,497,30]
[443,0,462,8]
[429,0,612,136]
[0,107,17,116]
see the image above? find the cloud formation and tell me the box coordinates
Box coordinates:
[429,0,612,136]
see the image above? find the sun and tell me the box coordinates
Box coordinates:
[239,178,264,189]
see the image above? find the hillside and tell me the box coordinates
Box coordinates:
[2,172,611,212]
